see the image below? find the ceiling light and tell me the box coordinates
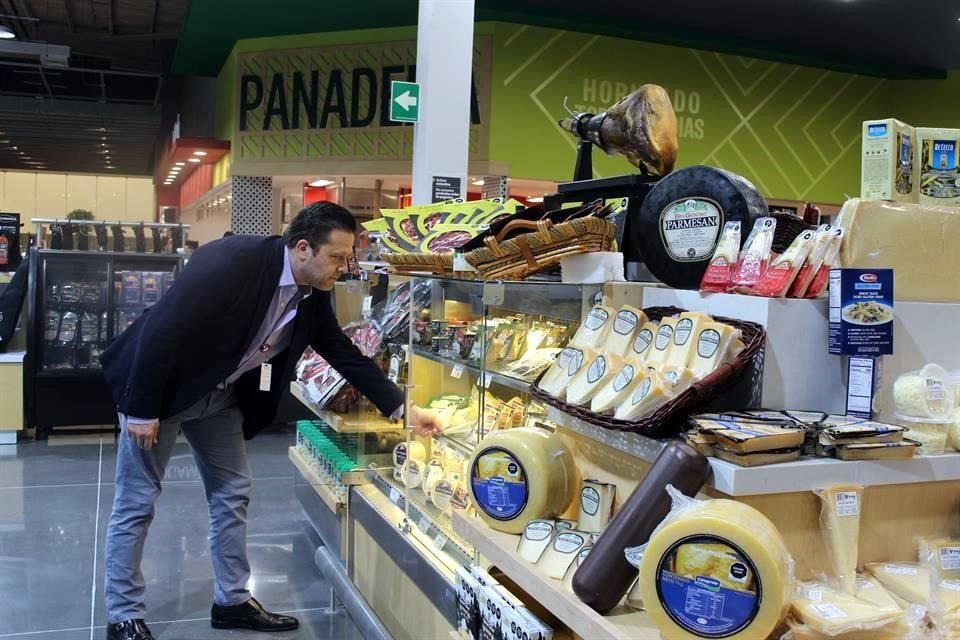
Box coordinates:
[0,26,15,40]
[188,158,201,163]
[309,179,334,187]
[193,150,208,156]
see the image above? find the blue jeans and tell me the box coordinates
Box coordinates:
[104,387,252,623]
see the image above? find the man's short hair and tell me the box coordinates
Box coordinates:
[283,202,358,250]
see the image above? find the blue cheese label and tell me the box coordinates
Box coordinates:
[614,365,636,392]
[470,448,528,521]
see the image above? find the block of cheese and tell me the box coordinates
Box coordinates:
[561,546,593,593]
[923,538,960,630]
[538,347,583,398]
[517,520,556,563]
[837,198,960,302]
[614,371,672,421]
[792,581,903,636]
[688,321,740,378]
[855,574,902,610]
[866,563,930,604]
[576,479,615,533]
[606,305,647,359]
[570,305,614,349]
[536,529,590,579]
[540,347,593,400]
[665,311,711,369]
[591,362,640,414]
[566,352,623,406]
[468,427,577,534]
[816,484,863,595]
[627,321,658,365]
[660,365,698,396]
[644,317,678,369]
[640,498,793,640]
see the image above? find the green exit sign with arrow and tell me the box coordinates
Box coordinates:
[389,80,420,123]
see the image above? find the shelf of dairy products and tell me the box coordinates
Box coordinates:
[547,406,960,496]
[290,381,404,434]
[369,469,474,568]
[453,512,659,640]
[410,346,532,394]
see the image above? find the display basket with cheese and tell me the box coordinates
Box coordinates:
[530,305,765,438]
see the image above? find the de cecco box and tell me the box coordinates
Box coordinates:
[829,269,894,356]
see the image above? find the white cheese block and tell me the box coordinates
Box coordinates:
[540,347,592,400]
[792,581,903,636]
[640,498,793,640]
[536,530,590,579]
[561,546,593,593]
[517,520,556,563]
[538,347,582,398]
[665,311,712,369]
[606,305,647,359]
[689,321,740,378]
[566,352,623,406]
[855,574,903,610]
[468,427,577,534]
[644,317,678,369]
[614,371,672,421]
[816,484,862,595]
[660,365,698,396]
[570,305,614,350]
[591,362,640,414]
[628,321,659,366]
[576,479,616,533]
[866,563,930,604]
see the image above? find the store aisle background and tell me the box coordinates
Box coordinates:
[0,427,363,640]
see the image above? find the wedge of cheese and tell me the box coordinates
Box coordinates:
[866,563,930,604]
[925,539,960,630]
[817,484,862,595]
[855,574,902,610]
[539,347,580,397]
[661,365,698,396]
[591,362,640,414]
[614,371,672,421]
[536,530,590,579]
[606,305,647,359]
[644,317,678,369]
[689,321,740,378]
[627,321,658,365]
[539,347,592,400]
[665,311,712,369]
[792,581,903,636]
[570,305,614,350]
[567,352,623,406]
[517,519,556,563]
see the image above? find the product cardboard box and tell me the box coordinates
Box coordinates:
[836,198,960,302]
[861,119,916,203]
[915,127,960,206]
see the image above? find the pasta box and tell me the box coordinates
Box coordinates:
[829,269,894,356]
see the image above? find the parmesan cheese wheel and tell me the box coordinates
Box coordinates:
[468,427,577,534]
[640,498,793,640]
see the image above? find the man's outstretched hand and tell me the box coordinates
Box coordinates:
[408,405,443,437]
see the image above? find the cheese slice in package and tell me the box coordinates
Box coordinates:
[815,484,863,595]
[566,352,623,406]
[627,321,659,365]
[689,321,740,378]
[701,221,742,293]
[591,361,641,414]
[536,530,590,579]
[644,317,679,369]
[614,371,673,421]
[660,365,698,396]
[855,573,903,610]
[606,305,647,359]
[666,312,712,369]
[866,563,930,604]
[569,305,614,350]
[788,224,835,298]
[750,229,817,297]
[792,581,903,636]
[539,347,592,400]
[517,520,556,563]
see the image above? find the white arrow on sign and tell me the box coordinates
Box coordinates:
[394,90,418,111]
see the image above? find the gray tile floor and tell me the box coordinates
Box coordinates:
[0,427,364,640]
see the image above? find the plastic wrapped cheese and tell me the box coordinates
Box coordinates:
[792,581,903,636]
[949,409,960,452]
[920,537,960,637]
[561,546,593,593]
[689,321,740,378]
[468,427,577,534]
[894,364,954,420]
[628,321,659,365]
[866,563,930,604]
[665,312,711,369]
[614,371,673,421]
[855,574,902,611]
[517,520,556,563]
[607,305,647,359]
[661,365,698,396]
[645,317,678,369]
[570,305,614,350]
[591,362,640,414]
[539,347,592,400]
[537,529,590,579]
[576,479,615,533]
[815,485,862,595]
[637,487,794,640]
[566,352,623,406]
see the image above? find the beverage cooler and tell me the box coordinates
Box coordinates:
[25,247,184,437]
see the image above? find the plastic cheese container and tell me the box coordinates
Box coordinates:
[893,363,955,419]
[467,427,577,534]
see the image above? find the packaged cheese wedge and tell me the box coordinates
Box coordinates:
[570,305,614,350]
[591,361,640,414]
[561,546,592,593]
[536,529,590,579]
[644,317,679,369]
[627,321,658,365]
[792,581,903,636]
[920,537,960,635]
[700,221,742,293]
[566,352,623,406]
[606,305,647,359]
[689,321,740,378]
[866,563,930,604]
[712,422,807,454]
[660,365,698,396]
[517,520,556,563]
[732,217,776,290]
[749,229,817,298]
[855,573,903,610]
[666,312,712,369]
[788,225,835,298]
[815,485,863,595]
[805,228,845,299]
[540,347,593,400]
[785,616,910,640]
[614,371,673,421]
[538,347,581,397]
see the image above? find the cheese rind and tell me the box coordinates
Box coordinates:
[607,305,647,359]
[566,352,623,406]
[816,484,863,595]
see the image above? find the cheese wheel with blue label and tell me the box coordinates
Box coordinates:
[640,498,793,640]
[468,427,577,534]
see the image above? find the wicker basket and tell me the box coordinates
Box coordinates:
[530,306,766,438]
[463,216,616,281]
[382,251,455,275]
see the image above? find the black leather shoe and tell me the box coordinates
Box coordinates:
[211,597,299,632]
[106,619,155,640]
